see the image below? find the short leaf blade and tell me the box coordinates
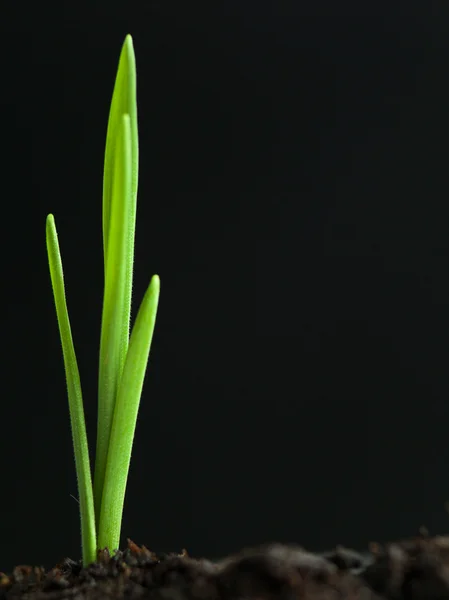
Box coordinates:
[46,214,97,566]
[98,274,160,553]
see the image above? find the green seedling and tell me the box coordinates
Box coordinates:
[46,35,160,567]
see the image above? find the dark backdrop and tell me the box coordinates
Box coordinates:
[1,0,448,572]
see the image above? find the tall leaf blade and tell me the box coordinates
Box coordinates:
[46,214,97,566]
[95,35,139,524]
[95,112,133,523]
[98,275,160,553]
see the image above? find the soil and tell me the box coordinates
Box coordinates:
[2,533,449,600]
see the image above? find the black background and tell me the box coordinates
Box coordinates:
[1,0,448,573]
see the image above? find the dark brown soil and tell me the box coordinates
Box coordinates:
[2,534,449,599]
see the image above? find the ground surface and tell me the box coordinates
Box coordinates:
[2,534,449,599]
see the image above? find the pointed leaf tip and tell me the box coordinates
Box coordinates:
[124,34,134,50]
[151,274,160,289]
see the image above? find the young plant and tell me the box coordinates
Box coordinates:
[46,34,160,567]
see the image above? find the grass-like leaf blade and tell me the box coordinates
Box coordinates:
[95,108,134,523]
[46,214,97,566]
[102,34,138,267]
[98,274,160,553]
